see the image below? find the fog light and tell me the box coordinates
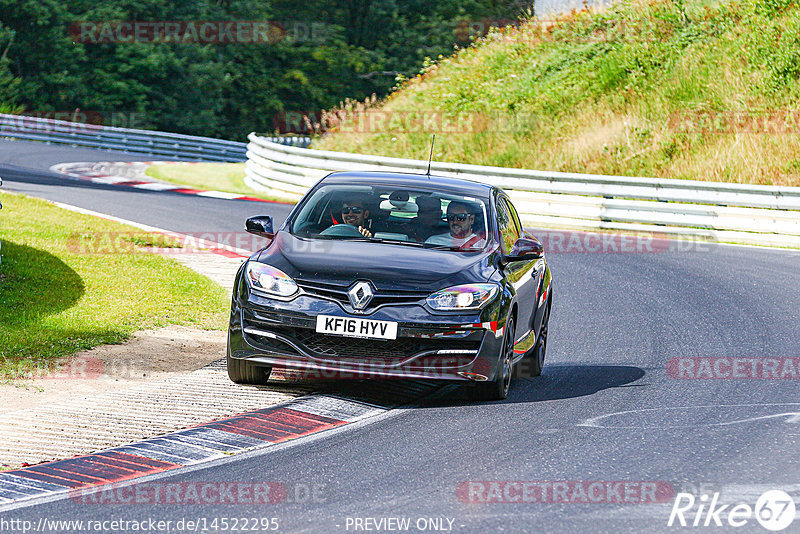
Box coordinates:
[458,372,488,381]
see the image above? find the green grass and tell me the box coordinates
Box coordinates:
[0,191,229,380]
[145,162,286,202]
[313,0,800,187]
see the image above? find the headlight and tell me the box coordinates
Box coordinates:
[245,262,298,298]
[426,284,499,311]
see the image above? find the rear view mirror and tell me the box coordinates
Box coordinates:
[505,237,543,262]
[245,215,274,239]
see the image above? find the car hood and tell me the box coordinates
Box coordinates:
[257,232,496,291]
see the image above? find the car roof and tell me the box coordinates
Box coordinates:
[320,171,496,198]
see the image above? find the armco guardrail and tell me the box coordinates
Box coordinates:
[0,176,3,264]
[0,114,310,162]
[245,133,800,248]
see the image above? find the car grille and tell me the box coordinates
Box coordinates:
[244,323,480,366]
[295,279,428,309]
[296,331,414,362]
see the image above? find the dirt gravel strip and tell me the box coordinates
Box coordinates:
[170,251,245,291]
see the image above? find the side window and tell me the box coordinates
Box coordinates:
[497,198,521,254]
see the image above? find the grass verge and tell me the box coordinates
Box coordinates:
[0,191,229,381]
[313,0,800,187]
[145,162,287,202]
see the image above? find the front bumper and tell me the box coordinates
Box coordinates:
[228,293,506,382]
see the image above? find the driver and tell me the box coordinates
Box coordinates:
[340,196,373,238]
[425,200,485,249]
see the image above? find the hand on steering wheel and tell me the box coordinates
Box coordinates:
[318,224,373,238]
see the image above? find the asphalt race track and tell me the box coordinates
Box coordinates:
[1,140,800,533]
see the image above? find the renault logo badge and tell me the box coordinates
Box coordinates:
[348,281,373,310]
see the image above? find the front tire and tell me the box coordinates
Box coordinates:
[227,353,272,385]
[527,297,551,377]
[467,316,515,402]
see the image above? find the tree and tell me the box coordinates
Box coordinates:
[0,0,532,139]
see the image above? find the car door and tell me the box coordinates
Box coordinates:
[506,197,547,339]
[497,195,538,342]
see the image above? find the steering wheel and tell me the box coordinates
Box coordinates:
[319,224,364,237]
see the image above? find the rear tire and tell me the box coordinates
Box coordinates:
[227,353,272,385]
[467,316,515,402]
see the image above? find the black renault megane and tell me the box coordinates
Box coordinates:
[227,171,552,401]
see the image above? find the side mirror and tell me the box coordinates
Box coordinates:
[245,215,274,239]
[504,237,543,263]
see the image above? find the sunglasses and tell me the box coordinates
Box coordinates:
[446,213,470,222]
[341,206,364,214]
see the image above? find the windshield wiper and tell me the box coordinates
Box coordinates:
[367,237,425,247]
[425,244,480,251]
[304,235,428,247]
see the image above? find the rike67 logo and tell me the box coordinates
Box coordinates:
[668,490,796,531]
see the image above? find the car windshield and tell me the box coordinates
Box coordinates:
[289,184,491,251]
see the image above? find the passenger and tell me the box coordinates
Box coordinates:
[425,200,486,249]
[408,195,443,242]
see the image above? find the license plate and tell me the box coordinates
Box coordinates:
[315,315,398,340]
